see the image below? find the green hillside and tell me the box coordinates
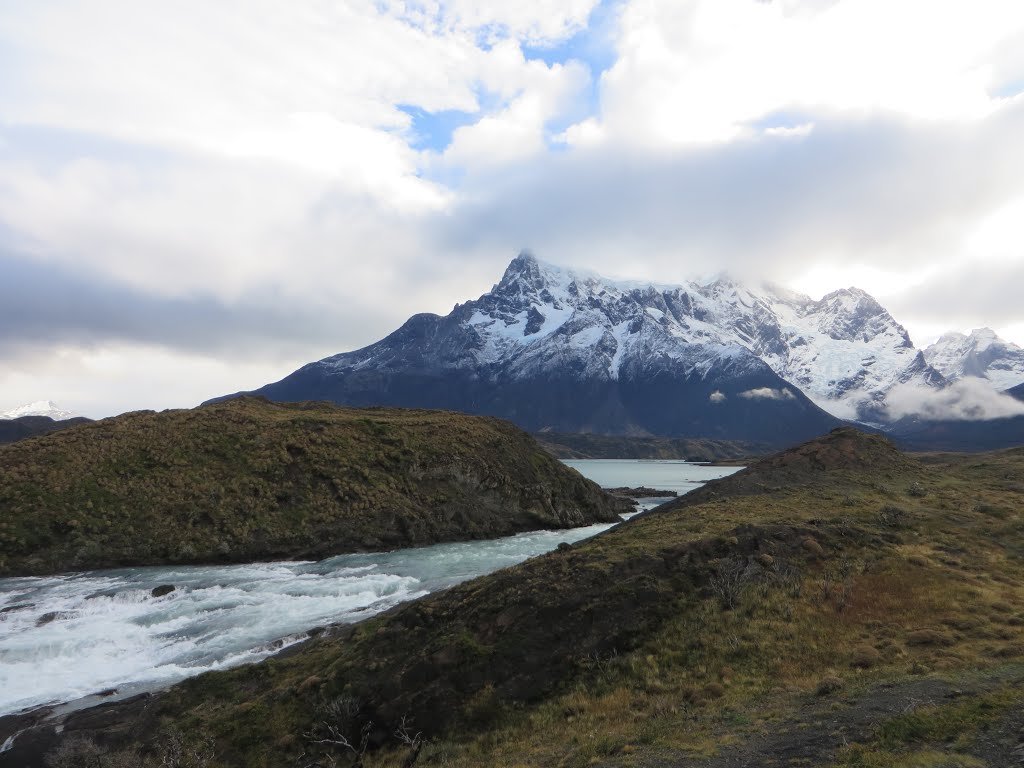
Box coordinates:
[12,428,1024,768]
[0,397,625,576]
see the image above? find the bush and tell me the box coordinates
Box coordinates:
[709,558,754,610]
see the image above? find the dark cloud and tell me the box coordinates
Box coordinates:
[433,104,1024,285]
[887,260,1024,329]
[0,250,354,362]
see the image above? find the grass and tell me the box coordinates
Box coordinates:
[0,397,624,576]
[31,429,1024,767]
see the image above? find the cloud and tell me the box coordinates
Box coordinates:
[595,0,1024,146]
[885,377,1024,421]
[709,390,726,403]
[0,0,1023,417]
[886,251,1024,332]
[738,387,796,401]
[0,343,297,420]
[0,250,356,361]
[437,103,1024,288]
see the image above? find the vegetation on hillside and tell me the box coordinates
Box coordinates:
[11,428,1024,767]
[0,398,624,576]
[534,432,761,461]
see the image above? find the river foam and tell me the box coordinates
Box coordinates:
[0,460,740,716]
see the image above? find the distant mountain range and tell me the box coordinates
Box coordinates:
[208,253,1022,449]
[0,415,93,445]
[924,328,1024,391]
[0,400,78,421]
[0,402,89,445]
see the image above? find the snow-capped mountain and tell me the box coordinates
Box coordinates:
[924,328,1024,392]
[216,253,948,444]
[671,279,943,420]
[0,400,78,421]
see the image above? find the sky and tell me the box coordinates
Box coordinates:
[1,0,1023,418]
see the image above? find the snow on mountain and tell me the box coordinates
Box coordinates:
[327,253,934,421]
[0,400,78,421]
[924,328,1024,392]
[745,284,944,421]
[223,253,848,444]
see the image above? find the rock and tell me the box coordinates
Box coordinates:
[36,611,62,626]
[756,553,774,568]
[0,603,33,614]
[151,585,176,598]
[906,629,955,647]
[556,542,572,552]
[605,486,678,499]
[849,646,882,669]
[815,676,844,696]
[802,537,825,557]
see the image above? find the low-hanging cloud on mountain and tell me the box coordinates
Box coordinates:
[738,387,796,401]
[885,377,1024,422]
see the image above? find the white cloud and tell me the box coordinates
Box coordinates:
[764,123,815,138]
[0,343,298,420]
[885,377,1024,421]
[581,0,1024,147]
[1,0,1023,415]
[439,52,591,168]
[709,390,726,403]
[738,387,796,401]
[382,0,599,45]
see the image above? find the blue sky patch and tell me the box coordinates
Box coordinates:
[398,105,480,152]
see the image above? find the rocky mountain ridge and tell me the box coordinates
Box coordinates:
[924,327,1024,391]
[219,254,849,444]
[218,253,968,443]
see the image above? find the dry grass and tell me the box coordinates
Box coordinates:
[33,431,1024,767]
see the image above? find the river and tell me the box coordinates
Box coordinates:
[0,459,741,717]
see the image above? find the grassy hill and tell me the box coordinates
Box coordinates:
[0,398,625,576]
[9,428,1024,767]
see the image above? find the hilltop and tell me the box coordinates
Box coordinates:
[12,428,1024,767]
[657,426,923,507]
[0,397,625,576]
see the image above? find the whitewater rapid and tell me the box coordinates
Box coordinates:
[0,460,741,717]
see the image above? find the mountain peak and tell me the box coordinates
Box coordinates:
[496,251,554,293]
[224,254,945,430]
[0,400,78,421]
[925,327,1024,390]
